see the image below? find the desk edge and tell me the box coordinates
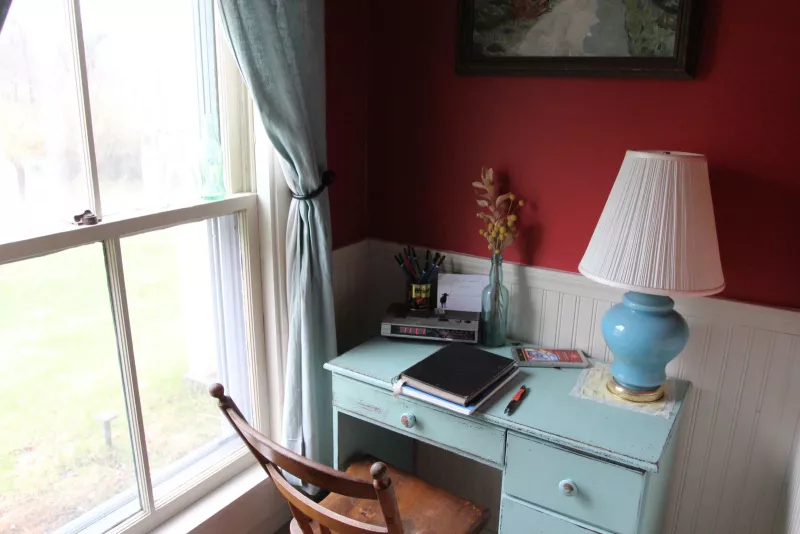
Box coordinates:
[326,365,673,472]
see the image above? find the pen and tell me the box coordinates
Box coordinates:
[410,246,422,278]
[401,249,417,279]
[394,254,416,282]
[421,254,445,283]
[421,263,435,283]
[504,385,528,416]
[394,248,442,284]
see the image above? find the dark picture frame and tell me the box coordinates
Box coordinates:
[456,0,703,79]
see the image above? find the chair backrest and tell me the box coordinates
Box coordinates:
[209,384,403,534]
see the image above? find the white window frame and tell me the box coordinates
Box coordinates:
[0,1,273,533]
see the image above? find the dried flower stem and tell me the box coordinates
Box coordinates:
[473,167,525,255]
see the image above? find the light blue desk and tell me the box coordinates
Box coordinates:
[324,338,690,534]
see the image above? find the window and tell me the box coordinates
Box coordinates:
[0,1,265,533]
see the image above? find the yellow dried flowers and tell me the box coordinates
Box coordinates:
[473,167,524,255]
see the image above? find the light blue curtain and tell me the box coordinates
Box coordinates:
[0,0,11,33]
[216,0,337,476]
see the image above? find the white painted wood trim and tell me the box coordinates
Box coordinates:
[0,194,255,266]
[66,0,102,218]
[254,133,292,441]
[151,465,290,534]
[215,4,254,196]
[108,452,255,534]
[104,238,154,513]
[369,239,800,337]
[240,207,271,435]
[332,239,371,354]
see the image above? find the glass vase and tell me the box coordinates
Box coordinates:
[481,253,509,347]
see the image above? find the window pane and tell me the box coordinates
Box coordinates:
[0,245,139,533]
[120,216,249,501]
[80,0,220,216]
[0,0,89,241]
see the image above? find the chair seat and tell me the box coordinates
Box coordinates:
[318,458,489,534]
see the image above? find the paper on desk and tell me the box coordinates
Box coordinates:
[570,363,676,418]
[436,274,488,312]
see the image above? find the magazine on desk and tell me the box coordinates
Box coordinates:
[511,347,591,368]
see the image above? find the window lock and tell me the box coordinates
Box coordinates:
[73,210,100,226]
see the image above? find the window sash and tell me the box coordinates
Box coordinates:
[2,194,266,534]
[104,236,155,516]
[66,0,102,217]
[0,194,255,266]
[0,0,268,531]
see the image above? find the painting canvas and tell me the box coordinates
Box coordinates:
[457,0,701,78]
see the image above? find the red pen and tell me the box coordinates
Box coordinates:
[505,385,528,415]
[402,250,417,279]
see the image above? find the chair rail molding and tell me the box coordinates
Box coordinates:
[331,239,800,534]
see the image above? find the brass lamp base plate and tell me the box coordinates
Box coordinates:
[606,377,664,403]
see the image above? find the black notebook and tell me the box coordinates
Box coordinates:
[399,344,517,406]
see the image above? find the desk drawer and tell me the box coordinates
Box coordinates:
[500,497,603,534]
[332,375,505,465]
[505,432,644,534]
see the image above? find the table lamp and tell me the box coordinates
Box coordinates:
[579,150,724,402]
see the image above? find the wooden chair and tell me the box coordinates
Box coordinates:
[210,384,489,534]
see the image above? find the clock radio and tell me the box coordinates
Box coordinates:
[380,303,480,343]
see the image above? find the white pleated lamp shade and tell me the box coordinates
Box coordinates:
[579,150,725,297]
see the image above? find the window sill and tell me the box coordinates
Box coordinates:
[152,464,290,534]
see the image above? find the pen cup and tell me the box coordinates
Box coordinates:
[407,283,432,311]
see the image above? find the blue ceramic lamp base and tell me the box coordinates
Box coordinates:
[602,291,689,403]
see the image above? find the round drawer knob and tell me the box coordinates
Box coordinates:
[400,413,416,428]
[559,479,577,496]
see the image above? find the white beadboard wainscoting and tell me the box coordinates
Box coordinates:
[331,239,800,534]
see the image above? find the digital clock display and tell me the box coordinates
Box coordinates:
[389,325,475,341]
[391,326,430,337]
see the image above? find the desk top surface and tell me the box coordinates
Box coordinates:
[325,337,690,471]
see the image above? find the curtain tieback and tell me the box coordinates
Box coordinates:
[292,170,336,200]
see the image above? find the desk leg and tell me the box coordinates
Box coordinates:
[333,408,415,472]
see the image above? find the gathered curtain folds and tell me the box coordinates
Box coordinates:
[0,0,337,477]
[0,0,336,485]
[217,0,337,479]
[0,0,11,33]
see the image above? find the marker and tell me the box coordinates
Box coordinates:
[394,254,416,282]
[504,385,528,416]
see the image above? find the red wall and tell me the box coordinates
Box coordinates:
[326,0,369,249]
[327,0,800,309]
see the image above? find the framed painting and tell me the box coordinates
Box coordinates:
[456,0,703,78]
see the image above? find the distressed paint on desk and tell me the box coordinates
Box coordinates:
[333,241,800,533]
[327,337,688,534]
[500,495,611,534]
[333,374,507,467]
[504,432,644,534]
[325,337,689,471]
[333,407,415,472]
